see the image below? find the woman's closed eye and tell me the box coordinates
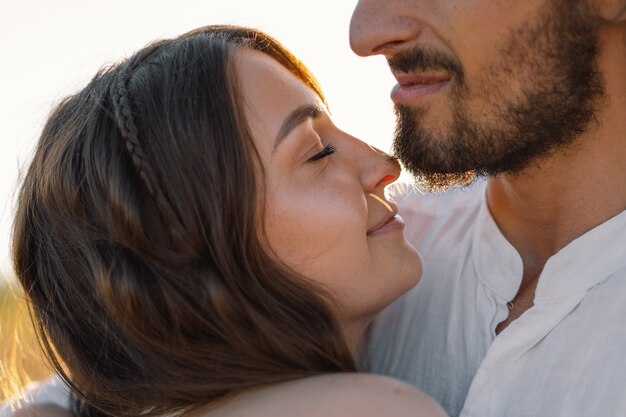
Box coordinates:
[308,143,336,163]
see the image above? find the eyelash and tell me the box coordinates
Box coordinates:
[308,144,336,163]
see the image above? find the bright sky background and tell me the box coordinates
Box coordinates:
[0,0,398,277]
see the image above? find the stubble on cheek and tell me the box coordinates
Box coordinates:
[392,0,603,190]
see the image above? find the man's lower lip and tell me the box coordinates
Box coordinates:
[391,80,449,105]
[367,215,405,237]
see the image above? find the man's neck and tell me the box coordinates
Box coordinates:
[487,121,626,334]
[486,25,626,272]
[487,142,626,268]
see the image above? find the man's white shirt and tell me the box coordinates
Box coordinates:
[363,181,626,417]
[5,181,626,417]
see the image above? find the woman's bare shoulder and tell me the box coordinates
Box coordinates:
[207,373,448,417]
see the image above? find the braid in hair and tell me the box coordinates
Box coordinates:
[109,72,189,251]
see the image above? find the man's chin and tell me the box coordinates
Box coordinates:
[398,105,456,137]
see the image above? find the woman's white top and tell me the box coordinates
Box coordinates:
[1,376,70,417]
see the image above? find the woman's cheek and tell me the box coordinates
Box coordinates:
[264,187,366,272]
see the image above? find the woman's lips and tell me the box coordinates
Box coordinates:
[390,72,450,105]
[367,214,406,237]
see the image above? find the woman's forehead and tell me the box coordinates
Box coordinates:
[235,48,320,108]
[234,49,323,150]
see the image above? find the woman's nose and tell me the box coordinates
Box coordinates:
[350,0,424,57]
[360,145,402,193]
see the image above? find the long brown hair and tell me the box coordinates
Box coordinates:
[12,25,354,417]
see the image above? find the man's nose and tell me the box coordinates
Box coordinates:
[350,0,423,57]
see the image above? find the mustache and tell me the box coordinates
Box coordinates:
[387,46,464,79]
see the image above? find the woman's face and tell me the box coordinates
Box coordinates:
[235,49,422,335]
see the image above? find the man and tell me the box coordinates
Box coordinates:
[350,0,626,416]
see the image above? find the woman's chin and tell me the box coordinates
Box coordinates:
[389,241,423,294]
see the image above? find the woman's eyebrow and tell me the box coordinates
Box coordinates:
[274,104,323,151]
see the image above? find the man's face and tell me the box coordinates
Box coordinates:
[350,0,604,190]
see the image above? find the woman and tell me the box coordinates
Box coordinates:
[7,26,445,417]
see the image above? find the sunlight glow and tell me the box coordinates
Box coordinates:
[0,0,398,275]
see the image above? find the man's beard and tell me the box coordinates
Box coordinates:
[391,1,605,191]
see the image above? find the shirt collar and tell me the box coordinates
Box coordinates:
[472,186,626,300]
[536,206,626,300]
[471,186,523,300]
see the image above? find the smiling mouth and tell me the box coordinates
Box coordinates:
[390,71,451,105]
[367,199,402,236]
[367,214,405,237]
